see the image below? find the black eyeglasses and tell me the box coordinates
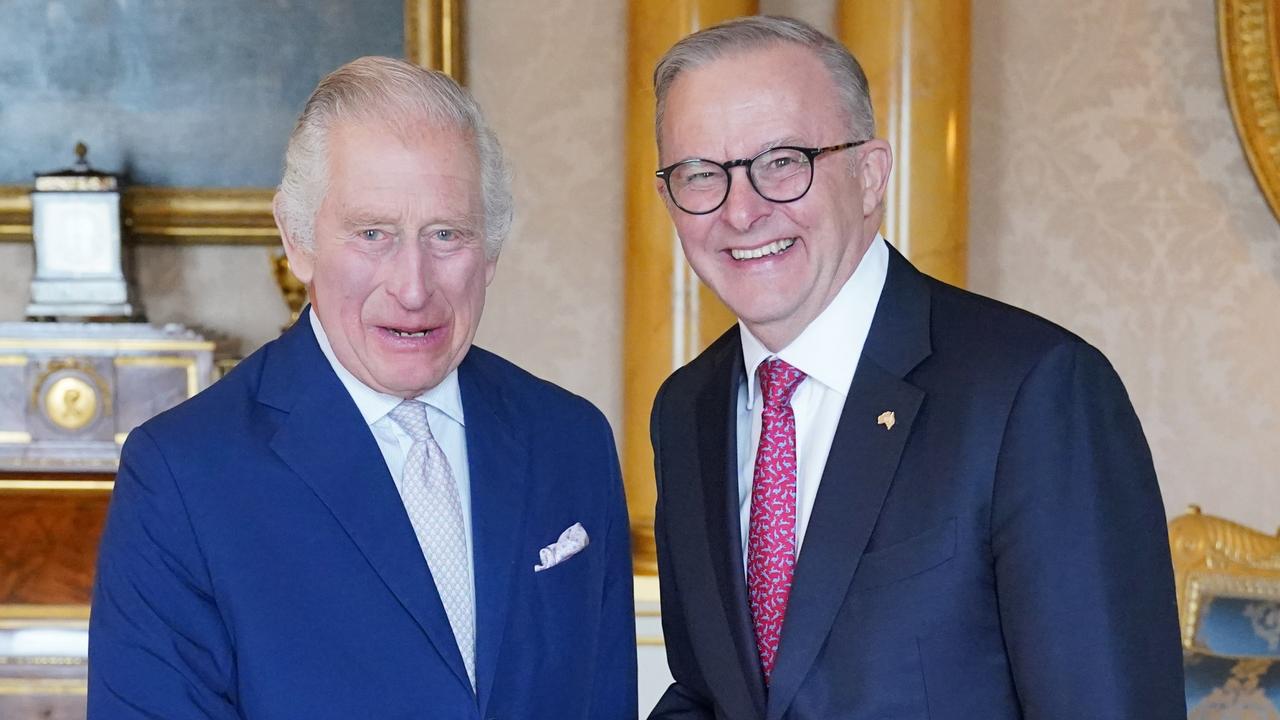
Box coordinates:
[656,141,867,215]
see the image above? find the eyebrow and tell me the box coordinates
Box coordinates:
[340,213,396,228]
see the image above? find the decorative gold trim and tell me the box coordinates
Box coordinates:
[838,0,969,287]
[405,0,467,82]
[0,677,87,696]
[0,431,32,444]
[1184,572,1280,651]
[29,358,113,422]
[0,338,215,353]
[1169,506,1280,650]
[0,480,114,492]
[622,0,759,578]
[114,355,199,397]
[0,0,463,246]
[0,355,27,366]
[0,605,90,620]
[0,656,86,666]
[1219,0,1280,223]
[637,636,665,646]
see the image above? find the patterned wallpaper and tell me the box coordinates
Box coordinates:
[970,1,1280,530]
[467,0,626,427]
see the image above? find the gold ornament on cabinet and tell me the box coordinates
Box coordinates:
[271,251,308,332]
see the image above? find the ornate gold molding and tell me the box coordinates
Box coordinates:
[0,0,464,247]
[838,0,969,287]
[1220,0,1280,222]
[405,0,466,84]
[1169,506,1280,649]
[0,480,113,493]
[623,0,758,577]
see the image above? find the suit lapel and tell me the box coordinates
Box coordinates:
[765,248,933,720]
[459,353,531,718]
[261,313,474,694]
[691,339,770,717]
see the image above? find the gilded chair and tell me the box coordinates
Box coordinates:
[1169,506,1280,717]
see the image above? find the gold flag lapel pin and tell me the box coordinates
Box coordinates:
[877,411,896,430]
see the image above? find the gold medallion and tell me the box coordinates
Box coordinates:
[44,375,98,431]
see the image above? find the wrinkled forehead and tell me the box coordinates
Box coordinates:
[659,45,846,161]
[325,118,481,180]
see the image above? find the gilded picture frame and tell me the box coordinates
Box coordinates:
[0,0,465,247]
[1220,0,1280,223]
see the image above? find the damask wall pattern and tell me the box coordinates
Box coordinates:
[969,1,1280,530]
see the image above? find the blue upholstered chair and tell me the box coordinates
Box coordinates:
[1170,507,1280,718]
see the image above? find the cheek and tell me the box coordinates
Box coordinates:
[313,256,381,308]
[672,216,714,249]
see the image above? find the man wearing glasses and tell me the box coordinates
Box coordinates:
[647,15,1184,719]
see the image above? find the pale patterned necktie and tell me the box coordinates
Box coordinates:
[387,399,476,689]
[746,358,806,684]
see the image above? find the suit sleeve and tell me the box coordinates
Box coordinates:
[991,342,1185,719]
[88,427,239,719]
[647,381,718,720]
[588,407,640,720]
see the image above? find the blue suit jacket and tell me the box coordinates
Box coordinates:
[89,313,637,719]
[649,247,1184,719]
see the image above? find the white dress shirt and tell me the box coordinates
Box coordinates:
[737,234,889,564]
[309,311,476,595]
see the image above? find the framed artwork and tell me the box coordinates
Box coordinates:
[1220,0,1280,223]
[0,0,464,246]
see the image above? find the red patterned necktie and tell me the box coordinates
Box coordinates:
[746,357,806,684]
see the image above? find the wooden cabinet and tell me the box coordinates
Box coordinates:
[0,472,111,720]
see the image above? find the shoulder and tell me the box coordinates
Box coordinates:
[923,274,1108,377]
[654,324,740,410]
[463,346,611,433]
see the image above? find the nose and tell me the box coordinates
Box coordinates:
[385,240,432,309]
[719,167,772,232]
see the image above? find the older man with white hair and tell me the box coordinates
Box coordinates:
[88,56,636,720]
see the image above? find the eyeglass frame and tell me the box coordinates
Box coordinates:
[655,140,869,215]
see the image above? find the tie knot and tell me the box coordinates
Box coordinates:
[387,399,435,443]
[757,358,806,408]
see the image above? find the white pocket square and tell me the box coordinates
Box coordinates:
[533,522,589,572]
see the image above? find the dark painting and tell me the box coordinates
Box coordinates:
[0,0,403,187]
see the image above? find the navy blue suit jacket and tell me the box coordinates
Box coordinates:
[648,248,1184,719]
[89,313,637,719]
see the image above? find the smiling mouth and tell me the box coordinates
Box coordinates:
[383,325,438,338]
[729,237,797,261]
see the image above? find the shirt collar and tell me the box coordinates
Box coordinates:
[741,233,889,409]
[309,308,465,428]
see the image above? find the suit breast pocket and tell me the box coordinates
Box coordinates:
[851,517,957,592]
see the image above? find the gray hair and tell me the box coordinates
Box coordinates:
[277,56,512,259]
[653,15,876,153]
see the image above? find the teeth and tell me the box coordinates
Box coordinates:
[390,329,429,337]
[730,237,796,261]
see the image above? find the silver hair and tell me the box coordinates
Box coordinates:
[653,15,876,154]
[277,56,513,259]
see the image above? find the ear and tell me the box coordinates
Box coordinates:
[857,139,894,217]
[273,192,315,285]
[484,255,498,287]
